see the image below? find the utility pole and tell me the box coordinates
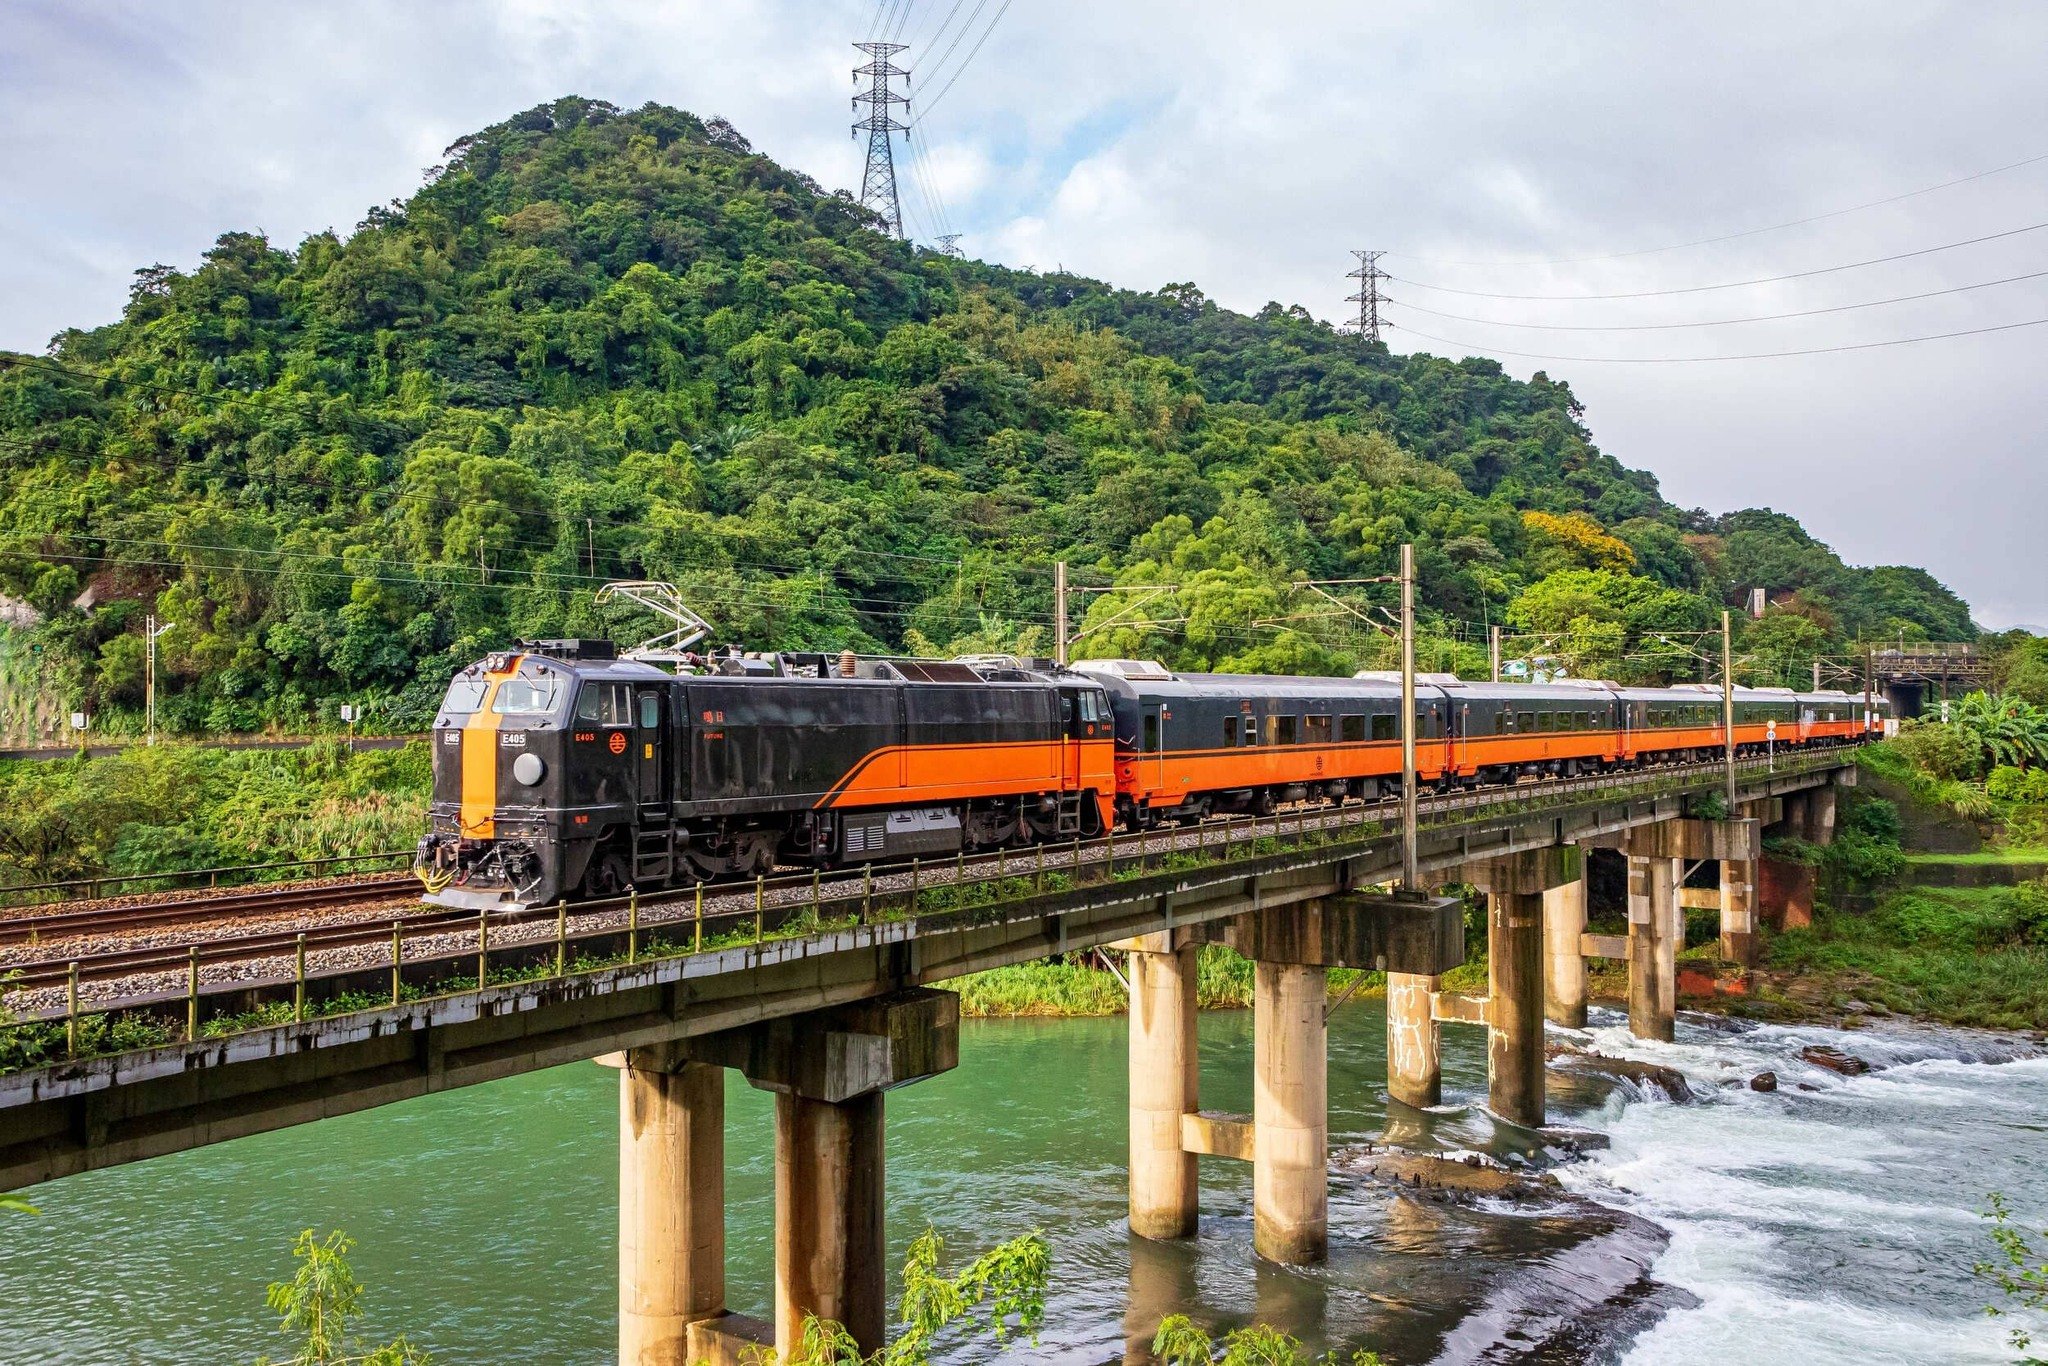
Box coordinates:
[1400,543,1418,891]
[144,614,173,746]
[852,42,910,239]
[1489,624,1502,684]
[586,517,596,577]
[1813,659,1821,691]
[1054,561,1069,666]
[1345,250,1388,345]
[1721,610,1737,812]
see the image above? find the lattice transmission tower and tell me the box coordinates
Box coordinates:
[935,233,963,257]
[1345,249,1388,344]
[852,41,910,239]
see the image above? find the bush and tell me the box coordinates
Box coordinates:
[1987,766,2029,803]
[2024,768,2048,804]
[1893,719,1984,782]
[2005,880,2048,947]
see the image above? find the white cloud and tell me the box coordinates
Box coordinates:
[2,0,2043,623]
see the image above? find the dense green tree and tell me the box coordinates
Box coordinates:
[0,96,1984,740]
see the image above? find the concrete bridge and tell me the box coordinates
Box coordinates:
[0,751,1854,1364]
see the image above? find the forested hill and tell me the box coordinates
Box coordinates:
[0,96,1975,738]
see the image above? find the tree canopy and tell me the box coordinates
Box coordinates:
[0,96,1979,738]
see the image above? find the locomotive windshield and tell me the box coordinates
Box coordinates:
[442,676,488,715]
[491,677,561,715]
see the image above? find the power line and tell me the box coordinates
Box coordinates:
[910,0,1011,127]
[1392,314,2048,364]
[902,0,967,52]
[1394,267,2048,331]
[1389,219,2048,301]
[912,0,990,103]
[1388,148,2048,267]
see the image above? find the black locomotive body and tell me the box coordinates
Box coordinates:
[415,641,1115,909]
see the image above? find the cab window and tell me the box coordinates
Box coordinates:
[443,676,488,716]
[1142,713,1161,752]
[492,677,560,715]
[575,682,629,724]
[638,693,661,728]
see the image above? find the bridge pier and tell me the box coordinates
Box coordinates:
[1124,932,1200,1240]
[617,1056,726,1366]
[1542,861,1589,1029]
[624,988,959,1364]
[1386,971,1441,1109]
[1254,958,1328,1263]
[1220,892,1462,1264]
[1719,856,1757,966]
[1467,847,1579,1129]
[1592,818,1760,1041]
[774,1091,885,1354]
[1626,852,1681,1042]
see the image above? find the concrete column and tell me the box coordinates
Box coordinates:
[619,1056,726,1366]
[1127,940,1199,1240]
[1720,858,1758,965]
[1804,786,1838,845]
[1626,854,1681,1042]
[1542,874,1588,1029]
[1487,889,1545,1129]
[774,1090,886,1358]
[1386,971,1441,1109]
[1253,960,1327,1265]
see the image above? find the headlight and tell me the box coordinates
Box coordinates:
[512,753,547,786]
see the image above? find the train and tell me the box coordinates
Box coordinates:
[412,640,1890,910]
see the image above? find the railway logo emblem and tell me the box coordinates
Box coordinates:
[608,731,628,755]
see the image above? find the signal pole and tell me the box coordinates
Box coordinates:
[1489,625,1502,684]
[1345,250,1388,344]
[852,42,910,239]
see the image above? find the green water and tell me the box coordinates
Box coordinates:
[6,1001,2034,1363]
[0,1002,1510,1363]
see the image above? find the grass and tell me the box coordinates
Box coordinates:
[1766,884,2048,1032]
[1904,848,2048,866]
[952,945,1396,1019]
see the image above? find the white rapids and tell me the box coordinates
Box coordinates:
[1551,1008,2045,1366]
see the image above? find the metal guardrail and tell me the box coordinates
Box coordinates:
[0,746,1850,1070]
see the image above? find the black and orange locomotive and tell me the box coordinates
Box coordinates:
[414,640,1115,909]
[415,643,1888,909]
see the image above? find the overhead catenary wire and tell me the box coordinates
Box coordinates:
[1388,219,2048,301]
[1387,148,2048,267]
[1391,267,2048,331]
[1392,314,2048,364]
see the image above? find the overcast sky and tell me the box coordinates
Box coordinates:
[3,1,2044,626]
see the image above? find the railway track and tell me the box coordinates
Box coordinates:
[0,749,1833,1006]
[0,875,422,951]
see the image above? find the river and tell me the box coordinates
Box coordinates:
[0,1002,2038,1364]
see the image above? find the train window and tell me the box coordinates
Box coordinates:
[575,682,629,724]
[1274,715,1297,745]
[1371,715,1396,741]
[1143,713,1160,752]
[1517,711,1534,733]
[638,693,660,729]
[1243,718,1258,746]
[1341,715,1364,743]
[1060,696,1075,728]
[1224,716,1239,746]
[1416,710,1431,739]
[1493,711,1509,734]
[443,677,488,715]
[1305,715,1331,744]
[492,677,560,715]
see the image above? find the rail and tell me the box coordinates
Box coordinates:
[0,850,413,910]
[0,748,1849,1075]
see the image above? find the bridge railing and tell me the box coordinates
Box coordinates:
[0,850,415,910]
[0,747,1850,1080]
